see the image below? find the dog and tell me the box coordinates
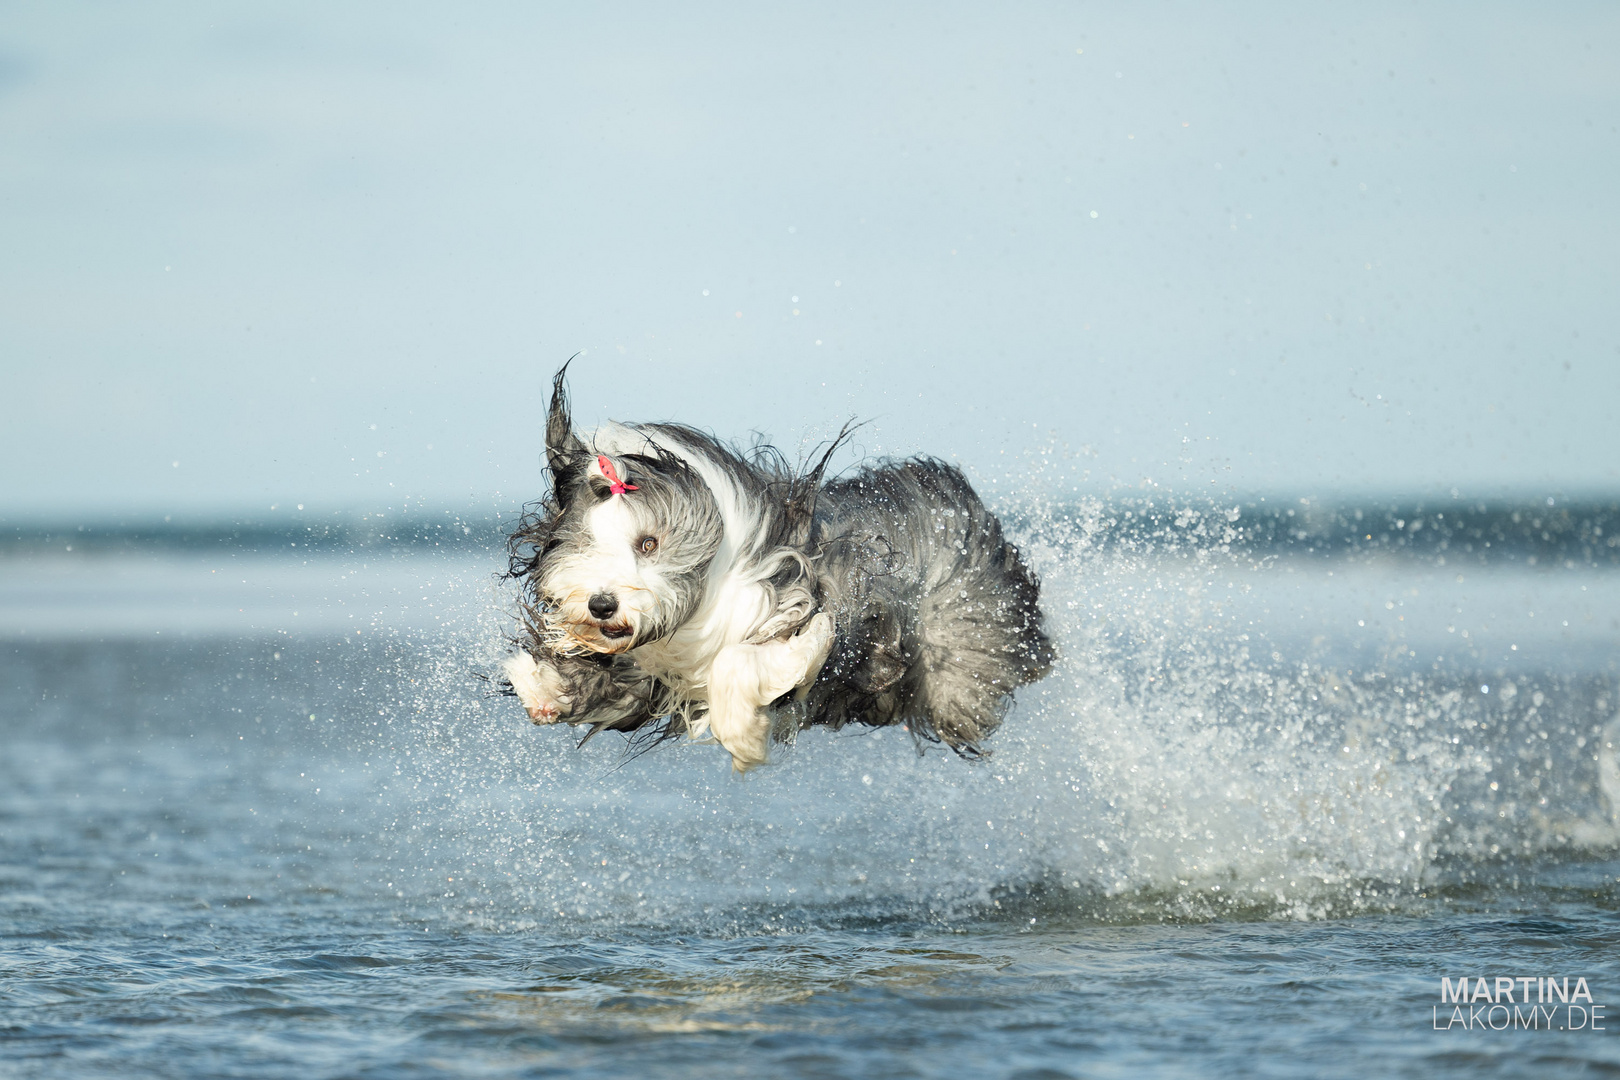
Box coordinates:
[501,365,1053,771]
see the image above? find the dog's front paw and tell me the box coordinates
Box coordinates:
[725,725,772,774]
[791,612,836,699]
[503,652,573,724]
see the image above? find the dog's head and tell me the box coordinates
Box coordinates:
[526,367,723,654]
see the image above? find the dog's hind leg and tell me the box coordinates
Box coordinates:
[706,613,834,772]
[910,563,1053,755]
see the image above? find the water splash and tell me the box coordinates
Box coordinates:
[327,496,1620,931]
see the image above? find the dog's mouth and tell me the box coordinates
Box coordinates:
[561,619,637,653]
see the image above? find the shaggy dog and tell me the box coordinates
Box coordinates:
[501,366,1053,771]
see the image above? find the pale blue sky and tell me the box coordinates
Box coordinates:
[2,2,1617,516]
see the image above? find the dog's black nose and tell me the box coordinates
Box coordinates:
[587,593,619,620]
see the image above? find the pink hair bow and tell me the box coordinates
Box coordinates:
[597,455,638,494]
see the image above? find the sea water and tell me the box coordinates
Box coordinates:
[3,499,1619,1078]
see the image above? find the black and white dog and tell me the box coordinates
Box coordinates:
[502,366,1053,771]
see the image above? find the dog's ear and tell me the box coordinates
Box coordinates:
[547,360,587,502]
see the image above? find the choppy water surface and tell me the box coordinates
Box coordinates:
[4,500,1620,1078]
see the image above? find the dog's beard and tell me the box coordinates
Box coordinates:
[541,612,638,655]
[538,596,651,656]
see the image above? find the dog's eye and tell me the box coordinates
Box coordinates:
[637,535,658,555]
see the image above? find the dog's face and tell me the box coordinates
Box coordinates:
[537,446,723,655]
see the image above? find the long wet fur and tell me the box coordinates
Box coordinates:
[501,363,1053,761]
